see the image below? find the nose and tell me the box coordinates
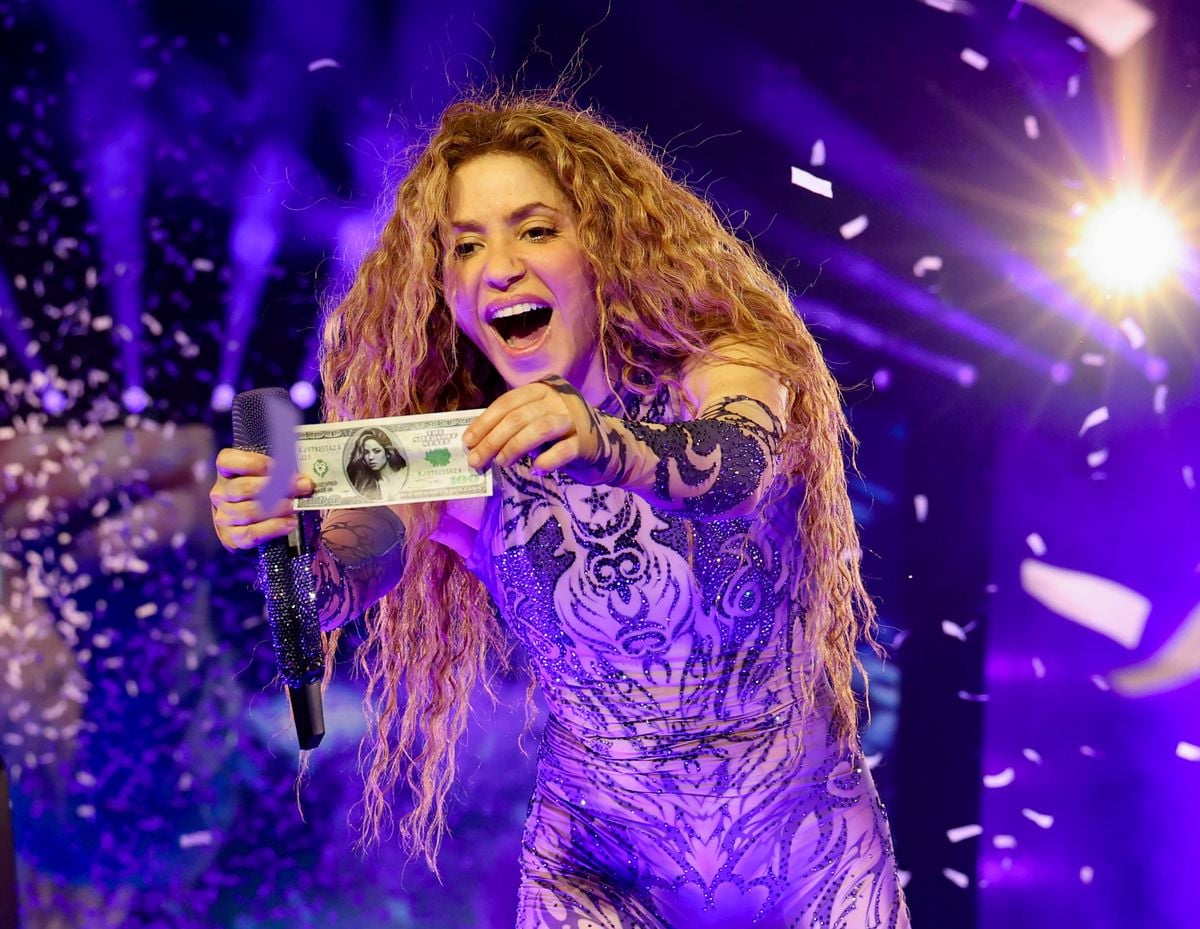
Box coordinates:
[483,242,525,290]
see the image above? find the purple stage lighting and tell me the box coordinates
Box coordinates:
[800,299,979,385]
[214,144,290,402]
[289,380,317,410]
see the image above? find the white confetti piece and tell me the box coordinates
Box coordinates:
[1067,35,1088,52]
[839,215,869,240]
[790,166,833,198]
[75,770,97,787]
[1026,533,1047,556]
[1024,115,1041,139]
[914,494,929,522]
[1087,449,1108,468]
[179,830,214,849]
[1032,657,1046,678]
[913,255,943,277]
[1022,808,1055,829]
[92,315,113,332]
[947,824,983,843]
[960,48,989,70]
[1079,744,1100,758]
[77,805,96,819]
[1184,466,1195,490]
[1067,74,1080,97]
[134,602,158,619]
[1080,865,1094,884]
[191,256,214,272]
[1081,352,1106,366]
[1092,674,1110,690]
[810,139,826,166]
[864,752,883,769]
[1118,317,1145,349]
[941,620,968,641]
[1020,559,1149,649]
[993,834,1017,848]
[943,867,971,888]
[307,58,340,72]
[1026,0,1155,58]
[958,690,989,702]
[1023,748,1043,765]
[1153,384,1167,414]
[918,0,963,10]
[1079,406,1109,436]
[1176,741,1200,761]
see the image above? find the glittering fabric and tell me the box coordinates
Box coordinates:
[467,387,910,929]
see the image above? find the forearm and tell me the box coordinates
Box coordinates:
[565,395,783,519]
[311,506,407,631]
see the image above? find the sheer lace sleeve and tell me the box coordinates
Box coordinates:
[311,505,407,632]
[564,394,784,520]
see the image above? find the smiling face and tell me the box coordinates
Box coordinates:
[362,438,387,472]
[442,153,608,403]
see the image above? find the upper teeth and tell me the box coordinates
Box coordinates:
[492,302,548,320]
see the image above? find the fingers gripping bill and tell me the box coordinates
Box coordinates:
[295,410,493,510]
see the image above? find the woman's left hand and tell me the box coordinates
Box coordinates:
[463,375,610,476]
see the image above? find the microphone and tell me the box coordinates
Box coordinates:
[232,387,325,750]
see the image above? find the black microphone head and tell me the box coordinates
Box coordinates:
[232,387,290,453]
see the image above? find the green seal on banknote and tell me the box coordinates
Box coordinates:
[424,448,451,467]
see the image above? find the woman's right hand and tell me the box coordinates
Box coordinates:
[209,448,315,552]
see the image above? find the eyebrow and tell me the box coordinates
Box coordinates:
[449,201,563,233]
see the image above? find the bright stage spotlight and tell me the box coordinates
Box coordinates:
[1076,194,1183,293]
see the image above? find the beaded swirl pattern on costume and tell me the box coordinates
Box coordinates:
[469,387,909,929]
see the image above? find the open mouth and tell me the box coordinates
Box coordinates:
[490,302,553,349]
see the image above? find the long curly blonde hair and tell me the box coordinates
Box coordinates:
[319,90,877,869]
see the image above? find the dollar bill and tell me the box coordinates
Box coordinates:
[292,410,491,510]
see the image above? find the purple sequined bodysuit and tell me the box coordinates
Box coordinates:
[467,386,910,929]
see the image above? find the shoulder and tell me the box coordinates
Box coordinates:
[678,338,790,422]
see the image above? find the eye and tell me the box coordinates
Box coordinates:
[452,240,480,259]
[524,225,558,242]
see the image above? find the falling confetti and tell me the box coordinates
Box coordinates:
[1026,533,1047,556]
[1020,558,1150,649]
[1024,115,1041,139]
[810,139,826,166]
[1118,317,1145,349]
[914,494,929,522]
[789,166,833,199]
[1176,741,1200,762]
[839,215,869,239]
[306,58,341,72]
[946,824,983,843]
[1022,808,1055,829]
[960,48,989,70]
[1078,406,1109,436]
[943,867,971,888]
[912,255,943,277]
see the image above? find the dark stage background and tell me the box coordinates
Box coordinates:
[1,1,1197,927]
